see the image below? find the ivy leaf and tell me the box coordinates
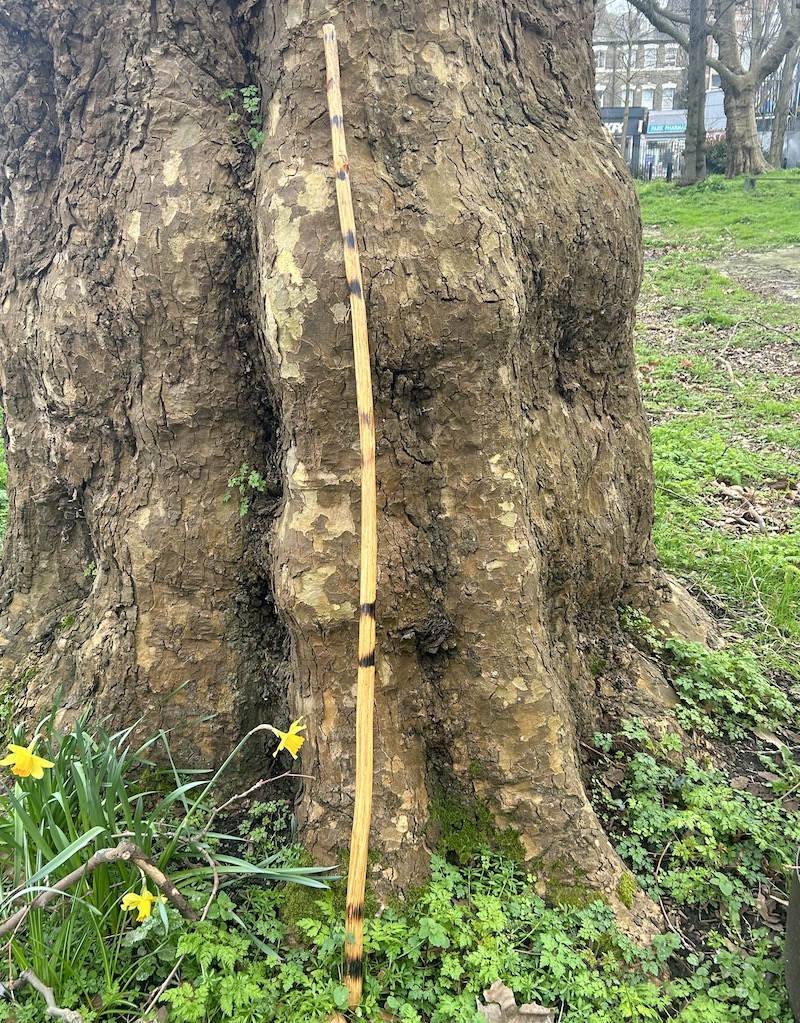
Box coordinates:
[332,984,350,1010]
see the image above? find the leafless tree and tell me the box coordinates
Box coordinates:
[628,0,800,174]
[608,4,649,155]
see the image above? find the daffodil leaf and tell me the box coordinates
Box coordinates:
[22,826,106,889]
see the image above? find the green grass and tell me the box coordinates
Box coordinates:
[636,173,800,668]
[638,171,800,251]
[640,256,796,335]
[592,177,800,1022]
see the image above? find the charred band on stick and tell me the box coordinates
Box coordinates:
[323,22,378,1010]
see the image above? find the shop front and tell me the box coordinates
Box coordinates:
[600,106,648,176]
[644,110,688,180]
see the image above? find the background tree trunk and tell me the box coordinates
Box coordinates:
[0,0,661,902]
[722,76,772,175]
[712,0,799,176]
[769,41,800,167]
[683,0,708,184]
[712,0,771,176]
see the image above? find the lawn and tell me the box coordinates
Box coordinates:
[638,173,800,671]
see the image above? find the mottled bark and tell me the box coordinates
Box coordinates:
[723,81,772,176]
[0,0,659,901]
[0,0,286,760]
[252,2,652,897]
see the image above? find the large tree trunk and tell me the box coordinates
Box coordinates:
[683,0,708,184]
[0,0,660,901]
[723,76,772,175]
[0,0,289,761]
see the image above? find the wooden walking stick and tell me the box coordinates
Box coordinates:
[323,23,377,1008]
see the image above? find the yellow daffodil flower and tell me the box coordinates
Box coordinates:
[121,889,166,922]
[0,740,55,779]
[268,717,307,759]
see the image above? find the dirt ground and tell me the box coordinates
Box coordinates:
[722,247,800,303]
[716,248,800,381]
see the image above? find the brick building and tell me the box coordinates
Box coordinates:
[593,7,688,115]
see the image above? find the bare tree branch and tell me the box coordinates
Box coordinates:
[626,0,690,48]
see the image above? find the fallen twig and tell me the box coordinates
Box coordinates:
[654,838,673,880]
[734,318,799,344]
[197,770,312,843]
[657,893,698,952]
[716,357,743,386]
[3,967,84,1022]
[652,837,697,950]
[0,840,197,943]
[140,844,221,1013]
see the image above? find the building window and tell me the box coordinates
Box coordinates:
[664,45,678,67]
[661,87,675,110]
[710,72,721,88]
[641,87,655,109]
[644,45,657,68]
[594,47,607,70]
[595,86,605,107]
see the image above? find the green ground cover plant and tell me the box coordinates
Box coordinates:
[590,725,793,1023]
[607,170,800,1021]
[594,722,798,923]
[152,856,686,1023]
[619,606,795,739]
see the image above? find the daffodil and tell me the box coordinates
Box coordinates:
[0,740,55,779]
[267,717,307,759]
[121,889,166,922]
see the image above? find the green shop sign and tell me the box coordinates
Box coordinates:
[647,112,688,135]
